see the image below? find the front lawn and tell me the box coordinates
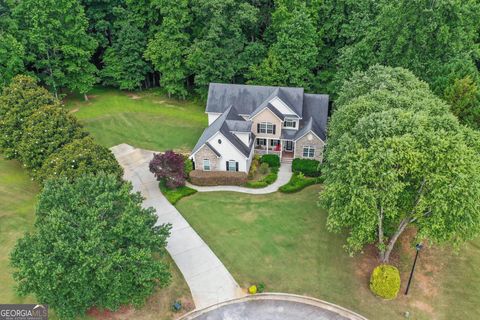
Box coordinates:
[176,186,480,320]
[66,88,207,152]
[0,157,193,320]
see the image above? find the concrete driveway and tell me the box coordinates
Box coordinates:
[111,144,244,309]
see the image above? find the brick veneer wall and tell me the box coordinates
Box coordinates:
[294,132,325,162]
[193,144,219,170]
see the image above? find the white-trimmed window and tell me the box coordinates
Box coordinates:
[203,159,211,171]
[258,122,275,134]
[256,138,266,146]
[227,160,237,172]
[303,146,315,158]
[284,119,296,128]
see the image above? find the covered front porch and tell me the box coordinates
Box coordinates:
[254,138,294,161]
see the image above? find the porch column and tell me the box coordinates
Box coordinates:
[280,139,283,161]
[266,138,269,154]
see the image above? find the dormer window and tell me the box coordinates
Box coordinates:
[284,119,296,128]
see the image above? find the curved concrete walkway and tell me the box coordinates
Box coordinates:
[186,162,293,194]
[111,144,244,309]
[180,293,368,320]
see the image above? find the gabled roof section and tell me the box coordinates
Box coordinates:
[249,102,285,121]
[302,93,329,137]
[191,105,253,158]
[205,142,221,157]
[294,117,327,142]
[206,83,304,117]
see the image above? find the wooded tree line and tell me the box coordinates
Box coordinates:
[1,0,479,127]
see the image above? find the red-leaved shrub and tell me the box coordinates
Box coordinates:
[149,151,185,188]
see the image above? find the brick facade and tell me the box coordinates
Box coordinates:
[294,131,325,162]
[193,144,219,171]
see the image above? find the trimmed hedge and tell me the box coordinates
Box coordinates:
[292,158,321,177]
[189,170,248,186]
[245,164,279,188]
[260,154,280,168]
[369,264,401,300]
[279,173,318,193]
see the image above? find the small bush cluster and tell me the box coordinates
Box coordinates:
[292,158,321,177]
[259,162,269,174]
[245,164,279,188]
[279,172,318,193]
[260,154,280,168]
[369,264,401,300]
[190,170,248,186]
[248,155,260,179]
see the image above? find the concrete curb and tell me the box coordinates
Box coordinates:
[179,292,368,320]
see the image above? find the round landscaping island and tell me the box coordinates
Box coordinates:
[179,293,368,320]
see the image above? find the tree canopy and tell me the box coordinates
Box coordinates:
[321,66,480,262]
[11,174,171,319]
[0,75,56,159]
[38,136,123,183]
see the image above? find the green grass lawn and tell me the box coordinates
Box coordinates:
[66,88,207,152]
[176,186,480,320]
[0,156,193,319]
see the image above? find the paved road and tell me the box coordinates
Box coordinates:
[186,162,293,194]
[111,144,244,309]
[180,293,368,320]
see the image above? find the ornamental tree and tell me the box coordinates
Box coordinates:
[444,76,480,130]
[18,104,86,172]
[11,174,171,319]
[0,75,56,159]
[37,136,123,183]
[149,151,185,189]
[321,66,480,263]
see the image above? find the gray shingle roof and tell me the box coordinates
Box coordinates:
[302,93,329,140]
[294,117,326,141]
[205,142,221,157]
[226,120,252,132]
[191,105,253,157]
[206,83,304,116]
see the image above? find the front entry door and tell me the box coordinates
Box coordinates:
[285,141,293,151]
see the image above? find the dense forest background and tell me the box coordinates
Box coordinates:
[1,0,479,128]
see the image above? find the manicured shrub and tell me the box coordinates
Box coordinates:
[18,104,86,172]
[259,162,269,174]
[257,282,265,293]
[248,285,257,294]
[149,151,186,188]
[0,75,56,159]
[279,173,318,193]
[369,264,401,300]
[189,170,248,186]
[292,158,321,177]
[183,155,193,178]
[38,136,123,183]
[248,158,259,179]
[10,174,172,319]
[260,154,280,168]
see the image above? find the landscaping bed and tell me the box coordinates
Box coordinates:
[245,154,280,188]
[159,180,197,205]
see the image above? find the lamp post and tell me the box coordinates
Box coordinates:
[405,243,423,295]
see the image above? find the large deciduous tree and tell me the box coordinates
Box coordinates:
[187,0,259,96]
[38,136,123,183]
[249,0,319,89]
[13,0,97,99]
[336,0,480,96]
[321,66,480,263]
[145,0,191,98]
[11,174,171,319]
[18,104,86,172]
[0,75,56,159]
[444,76,480,130]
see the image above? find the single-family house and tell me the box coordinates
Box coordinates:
[190,83,329,173]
